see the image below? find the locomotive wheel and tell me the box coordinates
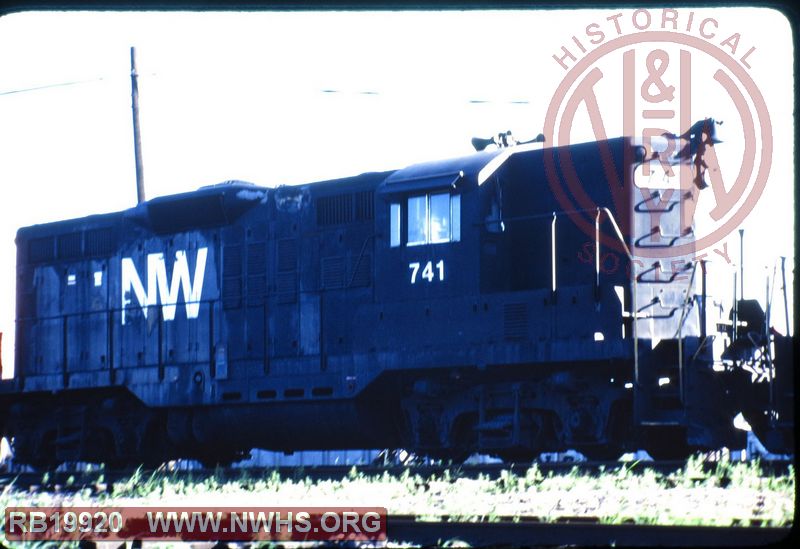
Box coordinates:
[583,399,633,460]
[140,419,170,468]
[86,428,127,469]
[26,430,58,470]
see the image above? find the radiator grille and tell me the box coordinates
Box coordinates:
[223,245,243,309]
[317,191,374,226]
[317,194,353,226]
[57,232,82,260]
[321,256,345,289]
[247,275,267,305]
[503,303,529,340]
[223,245,242,277]
[222,278,242,309]
[355,190,374,221]
[276,272,297,303]
[28,237,55,263]
[277,239,297,272]
[247,242,266,275]
[85,229,115,257]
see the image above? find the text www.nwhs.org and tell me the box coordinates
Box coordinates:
[148,509,384,535]
[5,507,387,541]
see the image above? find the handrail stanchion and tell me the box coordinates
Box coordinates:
[700,260,707,339]
[551,212,557,300]
[765,270,775,426]
[594,207,637,422]
[675,261,698,405]
[595,209,601,301]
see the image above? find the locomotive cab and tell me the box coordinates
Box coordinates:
[369,141,645,460]
[375,152,491,303]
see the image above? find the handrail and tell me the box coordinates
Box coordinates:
[635,297,682,320]
[636,310,679,321]
[348,233,377,288]
[595,207,634,260]
[636,262,660,281]
[550,213,557,295]
[637,261,693,283]
[634,226,692,249]
[634,191,680,213]
[480,206,636,247]
[674,262,699,339]
[591,208,638,417]
[675,260,699,404]
[503,206,634,294]
[484,206,637,348]
[637,296,660,313]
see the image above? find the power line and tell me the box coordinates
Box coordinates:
[320,88,531,105]
[0,76,108,97]
[1,76,532,106]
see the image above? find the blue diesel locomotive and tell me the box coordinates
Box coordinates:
[0,122,792,466]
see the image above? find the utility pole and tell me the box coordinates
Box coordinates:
[131,46,145,204]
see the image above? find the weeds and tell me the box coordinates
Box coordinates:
[523,463,544,488]
[0,458,793,531]
[496,469,517,494]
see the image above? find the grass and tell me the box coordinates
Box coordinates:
[0,457,794,547]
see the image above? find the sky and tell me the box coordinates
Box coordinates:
[0,8,794,375]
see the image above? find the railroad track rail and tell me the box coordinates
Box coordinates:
[70,518,792,548]
[0,458,793,494]
[385,516,792,547]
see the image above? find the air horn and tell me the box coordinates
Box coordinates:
[471,131,545,152]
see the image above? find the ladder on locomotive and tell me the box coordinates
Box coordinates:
[630,189,701,426]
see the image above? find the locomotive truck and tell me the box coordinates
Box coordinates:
[0,120,793,467]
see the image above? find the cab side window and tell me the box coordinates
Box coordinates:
[390,203,402,247]
[407,196,428,245]
[390,192,460,247]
